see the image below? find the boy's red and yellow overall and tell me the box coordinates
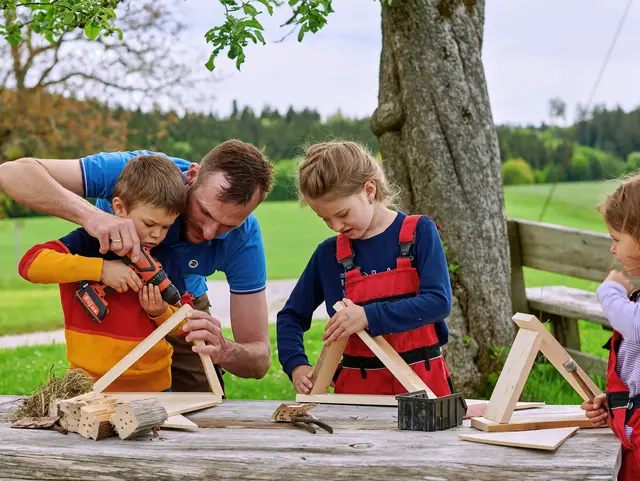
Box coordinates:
[333,215,453,396]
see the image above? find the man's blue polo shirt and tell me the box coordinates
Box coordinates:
[79,150,267,298]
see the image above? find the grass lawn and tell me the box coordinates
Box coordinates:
[0,180,622,400]
[0,320,608,403]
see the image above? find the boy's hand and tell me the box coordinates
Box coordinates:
[292,365,314,394]
[323,298,368,345]
[139,285,167,317]
[605,270,634,295]
[101,259,143,293]
[580,393,609,427]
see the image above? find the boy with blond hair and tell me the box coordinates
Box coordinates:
[19,155,193,392]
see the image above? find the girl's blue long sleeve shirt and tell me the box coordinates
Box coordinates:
[276,212,452,378]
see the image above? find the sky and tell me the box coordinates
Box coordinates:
[172,0,640,126]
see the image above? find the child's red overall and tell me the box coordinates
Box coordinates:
[605,326,640,480]
[333,215,453,396]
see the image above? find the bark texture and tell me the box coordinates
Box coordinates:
[372,0,514,395]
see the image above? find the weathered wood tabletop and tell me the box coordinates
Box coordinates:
[0,396,620,480]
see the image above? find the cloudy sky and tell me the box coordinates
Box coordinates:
[176,0,639,126]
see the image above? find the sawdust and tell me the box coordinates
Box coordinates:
[10,367,94,422]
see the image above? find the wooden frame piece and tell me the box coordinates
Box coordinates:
[298,301,436,405]
[93,303,225,402]
[471,312,603,433]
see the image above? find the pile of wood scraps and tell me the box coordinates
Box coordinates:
[10,304,223,440]
[459,312,605,451]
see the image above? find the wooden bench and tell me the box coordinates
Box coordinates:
[508,218,617,378]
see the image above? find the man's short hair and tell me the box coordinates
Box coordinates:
[198,140,274,205]
[113,154,186,214]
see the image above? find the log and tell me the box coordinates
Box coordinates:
[58,414,79,433]
[78,404,117,441]
[110,398,168,440]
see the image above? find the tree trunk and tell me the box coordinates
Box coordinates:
[372,0,514,396]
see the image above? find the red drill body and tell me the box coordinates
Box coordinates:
[75,246,181,323]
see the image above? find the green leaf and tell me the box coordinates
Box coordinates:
[205,54,216,71]
[242,3,259,17]
[84,23,100,40]
[297,24,307,42]
[254,30,265,44]
[256,0,274,15]
[244,18,263,30]
[63,12,75,25]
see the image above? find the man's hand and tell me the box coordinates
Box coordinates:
[139,285,167,317]
[292,365,314,394]
[183,309,231,364]
[605,270,634,295]
[101,260,143,293]
[580,393,609,427]
[84,211,141,262]
[323,298,368,345]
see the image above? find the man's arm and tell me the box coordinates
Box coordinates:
[183,290,271,379]
[224,290,270,378]
[0,157,140,260]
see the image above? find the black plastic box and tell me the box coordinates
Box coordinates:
[396,390,467,432]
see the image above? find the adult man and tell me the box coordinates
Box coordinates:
[0,140,274,391]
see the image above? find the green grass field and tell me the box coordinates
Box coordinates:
[0,180,621,398]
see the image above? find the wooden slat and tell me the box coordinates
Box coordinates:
[310,338,348,394]
[109,392,221,416]
[526,286,610,327]
[193,340,225,396]
[514,218,615,281]
[483,329,541,423]
[93,305,192,393]
[458,426,579,451]
[507,219,529,314]
[512,313,602,402]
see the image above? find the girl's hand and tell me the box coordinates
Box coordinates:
[292,365,314,394]
[139,285,167,317]
[605,270,634,295]
[580,393,609,427]
[323,298,368,345]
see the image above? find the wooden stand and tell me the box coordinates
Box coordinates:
[470,313,602,433]
[297,301,435,406]
[91,304,223,419]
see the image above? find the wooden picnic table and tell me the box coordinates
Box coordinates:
[0,395,620,480]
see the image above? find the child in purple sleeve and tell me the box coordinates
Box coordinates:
[582,175,640,480]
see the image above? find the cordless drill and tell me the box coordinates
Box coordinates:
[75,246,182,323]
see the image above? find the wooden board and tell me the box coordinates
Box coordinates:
[110,392,221,417]
[296,393,547,410]
[512,313,602,402]
[193,339,225,396]
[458,427,579,451]
[93,305,192,393]
[525,285,610,328]
[483,329,541,423]
[310,338,348,395]
[356,331,434,397]
[471,413,593,433]
[162,415,198,432]
[0,398,621,480]
[515,218,616,281]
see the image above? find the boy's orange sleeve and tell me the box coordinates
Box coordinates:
[148,292,194,337]
[18,240,103,284]
[148,304,188,337]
